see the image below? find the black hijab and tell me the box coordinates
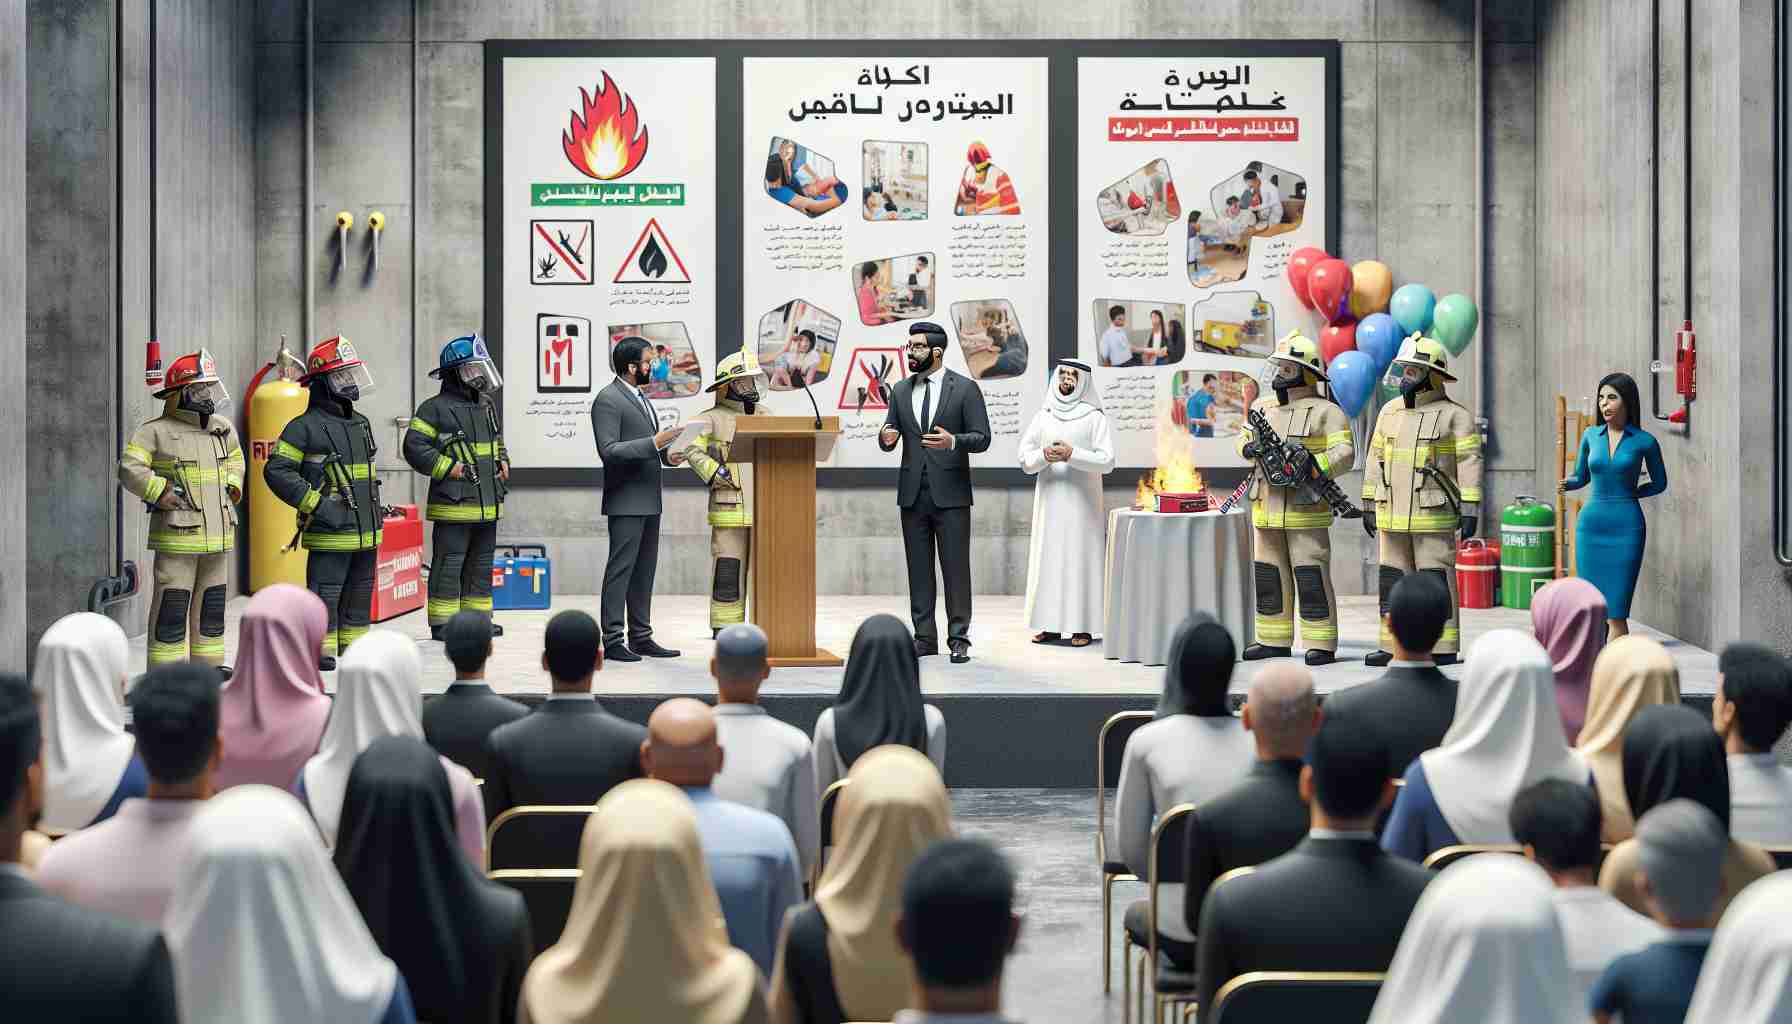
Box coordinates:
[833,614,929,767]
[1157,612,1236,718]
[1622,703,1731,831]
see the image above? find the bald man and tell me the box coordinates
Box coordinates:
[707,624,819,875]
[643,698,801,975]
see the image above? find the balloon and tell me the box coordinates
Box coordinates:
[1308,259,1352,320]
[1355,313,1402,375]
[1432,293,1480,356]
[1348,260,1394,319]
[1327,350,1378,418]
[1286,247,1327,310]
[1389,284,1436,336]
[1331,291,1352,326]
[1320,319,1358,364]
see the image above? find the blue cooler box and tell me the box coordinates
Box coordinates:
[493,543,552,611]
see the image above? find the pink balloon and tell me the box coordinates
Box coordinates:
[1286,247,1327,310]
[1308,259,1353,319]
[1321,319,1358,365]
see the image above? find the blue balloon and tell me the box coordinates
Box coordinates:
[1389,284,1436,337]
[1356,313,1402,375]
[1327,350,1378,418]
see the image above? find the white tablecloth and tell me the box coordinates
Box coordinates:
[1104,507,1254,665]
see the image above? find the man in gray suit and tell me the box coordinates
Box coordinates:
[591,337,685,662]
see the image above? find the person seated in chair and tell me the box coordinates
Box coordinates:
[422,611,528,781]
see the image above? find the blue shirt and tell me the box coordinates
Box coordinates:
[684,786,804,976]
[1187,391,1216,437]
[1379,758,1461,863]
[89,756,149,828]
[1588,932,1712,1024]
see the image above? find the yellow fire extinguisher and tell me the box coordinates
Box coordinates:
[247,335,310,592]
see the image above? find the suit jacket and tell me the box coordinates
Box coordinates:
[482,699,647,819]
[1196,836,1434,1011]
[0,868,177,1023]
[591,378,671,516]
[1182,759,1311,935]
[423,682,531,781]
[1321,666,1458,778]
[878,368,992,508]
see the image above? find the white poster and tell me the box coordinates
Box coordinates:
[500,58,718,469]
[742,57,1050,468]
[1076,56,1329,472]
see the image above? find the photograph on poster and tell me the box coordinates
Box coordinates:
[1187,161,1308,287]
[954,140,1022,216]
[852,253,935,326]
[1170,368,1257,439]
[862,141,927,221]
[764,136,851,217]
[950,299,1029,381]
[608,322,702,399]
[1091,299,1187,368]
[756,299,841,390]
[1188,290,1275,357]
[1096,158,1182,236]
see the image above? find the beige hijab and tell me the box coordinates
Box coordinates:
[518,779,766,1024]
[1575,635,1681,842]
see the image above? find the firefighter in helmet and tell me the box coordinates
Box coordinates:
[263,336,384,670]
[1361,334,1483,666]
[1239,331,1355,665]
[680,350,767,635]
[118,349,245,673]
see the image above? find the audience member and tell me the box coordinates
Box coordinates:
[814,615,945,794]
[38,664,219,924]
[1196,711,1431,1013]
[1574,635,1681,842]
[31,612,146,831]
[1510,778,1662,1002]
[483,610,645,820]
[1367,854,1581,1024]
[710,624,820,878]
[297,629,485,863]
[643,698,803,976]
[214,584,332,791]
[894,839,1023,1024]
[1712,643,1792,843]
[1321,574,1458,776]
[1599,703,1774,918]
[164,784,417,1023]
[1533,577,1608,743]
[517,779,769,1024]
[0,674,177,1023]
[335,737,531,1024]
[423,610,529,780]
[1589,800,1727,1024]
[1683,870,1792,1024]
[769,746,952,1024]
[1382,629,1587,862]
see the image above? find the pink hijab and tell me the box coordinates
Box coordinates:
[214,585,333,791]
[1531,578,1607,744]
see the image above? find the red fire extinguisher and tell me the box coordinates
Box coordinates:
[1458,538,1498,610]
[144,338,164,389]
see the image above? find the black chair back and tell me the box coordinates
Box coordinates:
[1207,972,1384,1024]
[486,806,594,871]
[490,870,579,959]
[813,780,851,890]
[1765,846,1792,870]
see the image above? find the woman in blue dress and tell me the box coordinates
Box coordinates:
[1559,372,1668,639]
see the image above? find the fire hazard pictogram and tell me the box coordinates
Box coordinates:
[835,347,908,412]
[530,219,593,285]
[613,218,692,284]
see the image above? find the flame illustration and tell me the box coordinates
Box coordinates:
[562,72,649,181]
[637,234,669,279]
[1135,407,1206,508]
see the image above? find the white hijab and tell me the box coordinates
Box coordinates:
[1368,854,1581,1024]
[163,785,398,1024]
[1419,628,1586,842]
[1045,359,1102,422]
[301,629,423,845]
[1684,872,1792,1023]
[32,612,136,831]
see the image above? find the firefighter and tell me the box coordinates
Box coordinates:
[680,350,766,635]
[1362,334,1483,667]
[1238,332,1355,666]
[403,335,510,642]
[118,349,245,674]
[264,336,384,671]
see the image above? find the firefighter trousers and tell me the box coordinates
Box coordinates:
[148,551,231,667]
[1252,526,1338,652]
[308,548,377,658]
[709,526,750,630]
[1377,530,1461,655]
[428,520,498,626]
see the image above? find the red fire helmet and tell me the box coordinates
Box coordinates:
[966,141,992,169]
[154,349,223,398]
[301,336,365,383]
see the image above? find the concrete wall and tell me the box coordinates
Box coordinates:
[1,0,23,671]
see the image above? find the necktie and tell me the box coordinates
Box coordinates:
[636,387,656,428]
[919,376,932,433]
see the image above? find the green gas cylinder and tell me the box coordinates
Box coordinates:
[1500,495,1556,610]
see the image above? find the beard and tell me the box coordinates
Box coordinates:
[632,366,652,386]
[1058,381,1076,396]
[907,349,936,373]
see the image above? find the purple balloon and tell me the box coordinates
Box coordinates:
[1356,313,1402,376]
[1327,349,1378,418]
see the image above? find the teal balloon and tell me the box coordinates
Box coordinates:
[1432,293,1480,356]
[1355,313,1402,376]
[1389,284,1436,336]
[1327,350,1377,418]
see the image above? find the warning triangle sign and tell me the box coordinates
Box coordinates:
[613,218,692,284]
[834,346,908,412]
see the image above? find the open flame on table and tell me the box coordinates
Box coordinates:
[1134,446,1206,509]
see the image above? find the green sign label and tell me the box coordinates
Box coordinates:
[531,183,686,207]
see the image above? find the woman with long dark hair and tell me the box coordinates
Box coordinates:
[1559,371,1668,638]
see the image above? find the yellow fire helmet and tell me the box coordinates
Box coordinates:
[1267,330,1329,381]
[1390,333,1459,383]
[708,349,767,393]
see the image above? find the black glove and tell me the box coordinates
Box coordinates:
[1241,440,1261,461]
[1362,509,1377,537]
[1460,515,1479,539]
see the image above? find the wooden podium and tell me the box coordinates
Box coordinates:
[732,416,844,667]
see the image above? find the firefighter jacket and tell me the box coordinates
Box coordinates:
[264,386,384,552]
[680,396,757,529]
[118,400,245,555]
[402,385,509,523]
[1362,388,1483,533]
[1237,387,1354,530]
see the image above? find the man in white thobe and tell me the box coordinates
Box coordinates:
[1019,360,1115,646]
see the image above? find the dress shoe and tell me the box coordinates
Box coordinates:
[1364,650,1393,667]
[430,624,445,642]
[489,622,505,638]
[633,639,681,658]
[1433,653,1459,666]
[949,643,970,665]
[914,641,940,658]
[318,656,337,672]
[1242,643,1292,661]
[605,644,641,663]
[215,665,234,682]
[1304,649,1335,667]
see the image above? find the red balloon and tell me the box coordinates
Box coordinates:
[1321,319,1358,364]
[1308,259,1353,319]
[1286,247,1327,310]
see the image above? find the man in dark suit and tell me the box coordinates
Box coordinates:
[591,336,685,662]
[1319,573,1458,776]
[1195,709,1433,1012]
[878,321,991,663]
[482,610,647,821]
[424,610,529,779]
[0,674,178,1022]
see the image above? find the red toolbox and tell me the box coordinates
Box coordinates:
[372,505,425,622]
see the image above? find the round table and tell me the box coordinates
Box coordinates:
[1104,507,1254,666]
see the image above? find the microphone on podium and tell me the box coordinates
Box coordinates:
[798,376,824,430]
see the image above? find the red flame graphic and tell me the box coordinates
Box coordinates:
[562,72,649,181]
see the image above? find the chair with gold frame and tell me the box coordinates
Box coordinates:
[1120,802,1202,1024]
[1204,971,1385,1024]
[1096,709,1154,993]
[812,778,851,892]
[1764,846,1792,870]
[488,868,580,958]
[485,805,595,873]
[1420,843,1523,871]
